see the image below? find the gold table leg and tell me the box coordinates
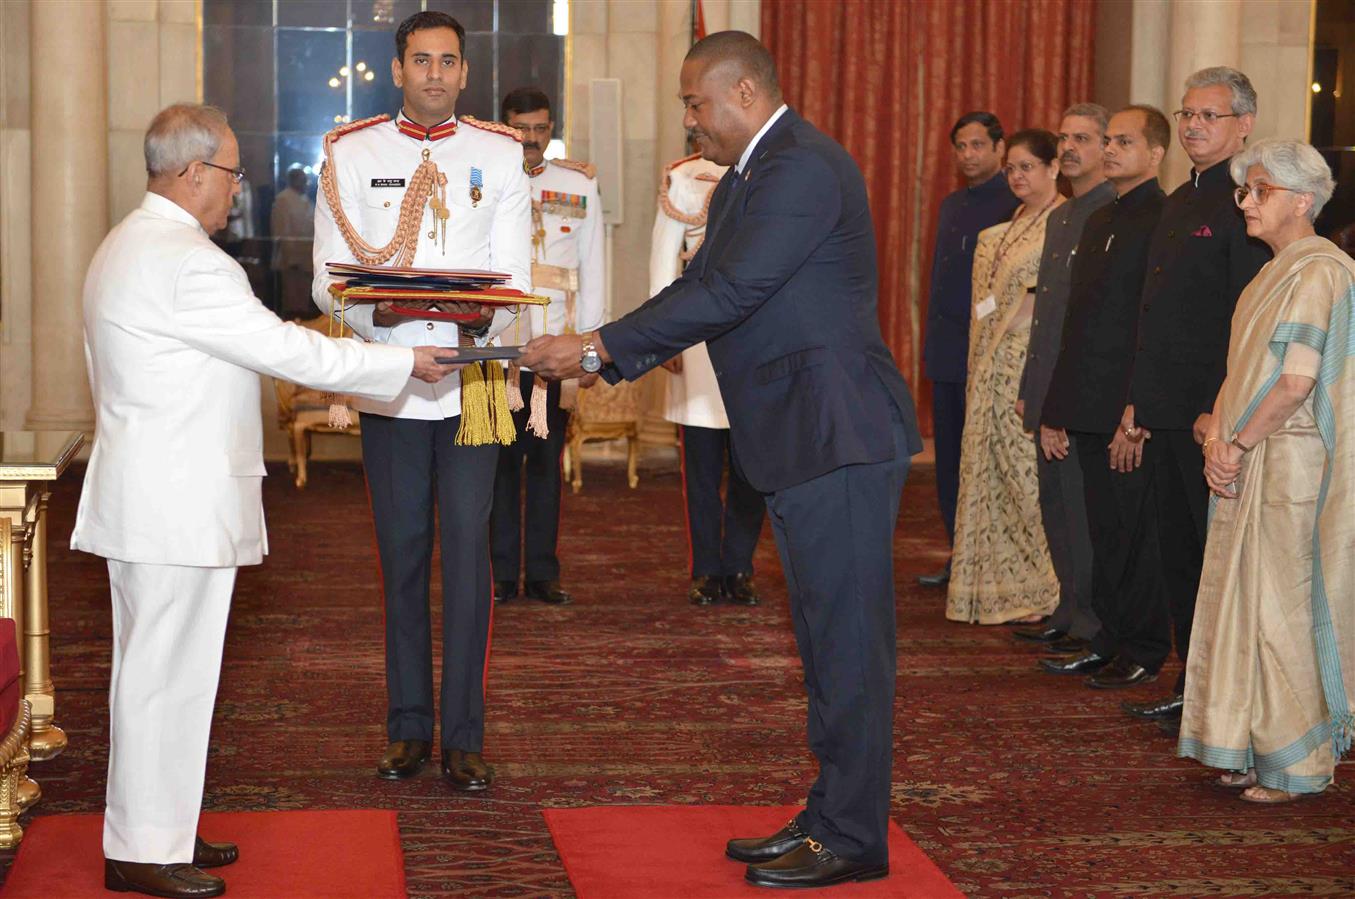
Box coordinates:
[24,488,64,760]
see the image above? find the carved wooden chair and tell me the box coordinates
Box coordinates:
[563,378,642,493]
[272,316,362,488]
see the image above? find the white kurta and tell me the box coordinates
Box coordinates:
[650,153,730,429]
[312,112,532,420]
[73,190,414,865]
[72,192,413,568]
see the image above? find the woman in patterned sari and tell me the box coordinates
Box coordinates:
[947,130,1062,625]
[1178,139,1355,803]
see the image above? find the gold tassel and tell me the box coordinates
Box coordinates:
[455,361,517,446]
[505,361,525,411]
[325,300,354,429]
[490,361,516,444]
[328,401,354,429]
[526,374,549,438]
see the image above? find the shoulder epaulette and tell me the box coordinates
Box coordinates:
[550,158,597,180]
[657,154,715,227]
[462,116,523,142]
[665,152,703,174]
[324,114,389,147]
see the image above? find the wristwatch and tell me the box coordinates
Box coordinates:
[580,336,602,374]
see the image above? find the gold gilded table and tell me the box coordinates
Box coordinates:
[0,430,84,818]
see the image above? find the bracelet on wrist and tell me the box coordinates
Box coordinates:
[1230,434,1253,453]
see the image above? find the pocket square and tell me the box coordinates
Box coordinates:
[1192,225,1213,237]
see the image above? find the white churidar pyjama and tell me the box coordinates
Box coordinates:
[102,559,235,863]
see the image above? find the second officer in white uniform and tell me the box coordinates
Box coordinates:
[311,11,530,791]
[651,149,765,607]
[490,88,604,606]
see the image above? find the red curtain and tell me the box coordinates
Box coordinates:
[762,0,1096,434]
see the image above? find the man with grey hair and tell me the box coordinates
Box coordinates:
[1093,68,1271,710]
[1012,103,1116,656]
[72,102,458,898]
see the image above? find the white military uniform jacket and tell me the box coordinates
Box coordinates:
[517,159,605,349]
[650,153,730,429]
[312,110,531,419]
[71,192,413,568]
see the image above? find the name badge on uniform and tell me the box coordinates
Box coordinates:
[371,178,406,188]
[975,294,998,319]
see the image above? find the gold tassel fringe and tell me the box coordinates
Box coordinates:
[526,374,549,438]
[455,361,517,446]
[505,361,525,411]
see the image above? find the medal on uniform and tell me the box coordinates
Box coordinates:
[470,167,483,207]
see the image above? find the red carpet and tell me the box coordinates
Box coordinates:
[543,805,963,898]
[4,460,1355,896]
[1,809,405,898]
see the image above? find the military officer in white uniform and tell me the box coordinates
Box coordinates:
[74,104,452,899]
[311,11,530,792]
[490,87,605,606]
[650,149,765,607]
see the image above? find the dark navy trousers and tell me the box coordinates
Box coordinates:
[767,411,912,865]
[491,373,569,584]
[680,424,765,578]
[361,412,498,752]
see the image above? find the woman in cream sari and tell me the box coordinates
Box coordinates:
[1179,139,1355,803]
[947,131,1062,625]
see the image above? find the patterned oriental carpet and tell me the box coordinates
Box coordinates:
[2,456,1353,897]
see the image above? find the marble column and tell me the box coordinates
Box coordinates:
[1163,0,1244,186]
[26,0,106,449]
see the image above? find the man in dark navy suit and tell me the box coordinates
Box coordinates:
[521,30,922,891]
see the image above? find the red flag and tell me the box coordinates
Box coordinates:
[694,0,707,41]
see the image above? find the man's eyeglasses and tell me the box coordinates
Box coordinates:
[1173,109,1238,126]
[509,123,553,137]
[179,160,246,183]
[1233,182,1296,207]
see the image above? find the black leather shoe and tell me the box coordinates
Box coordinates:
[916,560,951,588]
[1122,693,1184,719]
[1086,656,1156,689]
[725,573,761,607]
[689,576,723,606]
[524,579,573,605]
[376,739,430,779]
[442,748,494,791]
[1013,625,1064,643]
[1039,651,1110,675]
[726,818,807,863]
[105,860,225,897]
[1047,636,1090,654]
[493,580,518,604]
[192,836,238,869]
[745,839,888,889]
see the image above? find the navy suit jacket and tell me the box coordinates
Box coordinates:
[599,108,922,493]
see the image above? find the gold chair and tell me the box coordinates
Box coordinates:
[273,316,362,489]
[0,519,31,848]
[563,378,642,493]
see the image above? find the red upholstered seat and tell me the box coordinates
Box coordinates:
[0,618,19,731]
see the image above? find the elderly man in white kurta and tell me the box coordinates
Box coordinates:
[651,150,765,607]
[71,104,454,899]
